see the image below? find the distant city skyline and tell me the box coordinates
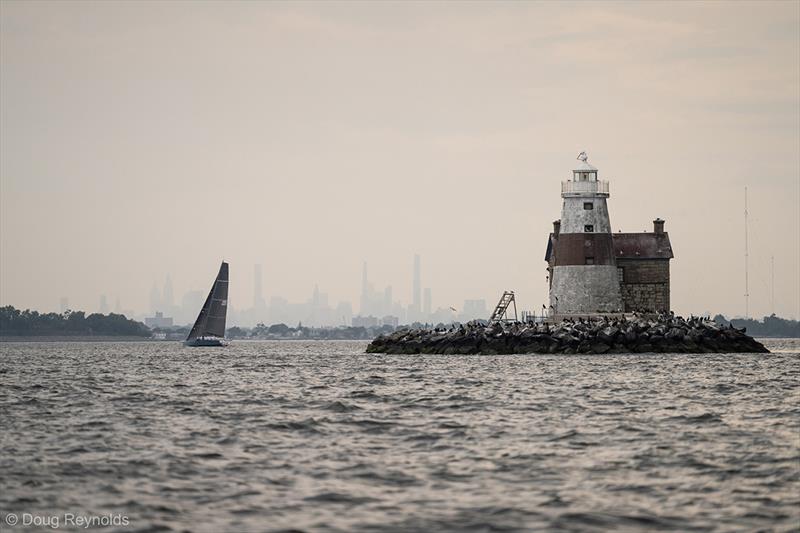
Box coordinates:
[132,253,491,327]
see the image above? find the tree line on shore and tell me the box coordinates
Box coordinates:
[150,323,394,341]
[713,314,800,338]
[224,322,397,340]
[0,306,151,337]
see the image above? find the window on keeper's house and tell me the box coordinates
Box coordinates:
[618,267,625,283]
[584,225,594,232]
[585,257,594,265]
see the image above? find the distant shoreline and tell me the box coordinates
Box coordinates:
[0,336,156,343]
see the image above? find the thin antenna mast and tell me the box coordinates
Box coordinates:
[744,187,749,319]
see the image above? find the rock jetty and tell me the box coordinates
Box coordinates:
[366,314,769,355]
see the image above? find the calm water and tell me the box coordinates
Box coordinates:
[1,340,798,532]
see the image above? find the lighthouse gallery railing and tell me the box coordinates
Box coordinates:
[561,180,610,195]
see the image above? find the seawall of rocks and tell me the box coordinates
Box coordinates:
[366,315,769,355]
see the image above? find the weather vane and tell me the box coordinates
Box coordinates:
[577,151,588,162]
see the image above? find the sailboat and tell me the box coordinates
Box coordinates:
[184,261,229,347]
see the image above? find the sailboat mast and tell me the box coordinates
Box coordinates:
[744,187,749,319]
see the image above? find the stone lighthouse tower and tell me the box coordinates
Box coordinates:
[548,152,623,316]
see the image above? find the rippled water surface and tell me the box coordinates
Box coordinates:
[1,339,799,532]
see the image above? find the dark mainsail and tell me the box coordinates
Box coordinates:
[187,262,229,341]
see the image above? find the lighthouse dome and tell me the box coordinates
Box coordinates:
[574,160,598,172]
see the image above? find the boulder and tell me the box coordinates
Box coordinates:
[592,342,611,354]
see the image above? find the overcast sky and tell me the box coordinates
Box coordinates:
[1,0,798,320]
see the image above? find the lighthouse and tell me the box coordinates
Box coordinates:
[547,152,623,316]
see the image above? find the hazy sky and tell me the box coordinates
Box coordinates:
[1,0,798,320]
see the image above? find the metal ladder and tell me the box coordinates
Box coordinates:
[489,291,517,322]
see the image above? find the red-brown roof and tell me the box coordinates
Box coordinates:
[545,232,674,262]
[612,232,674,259]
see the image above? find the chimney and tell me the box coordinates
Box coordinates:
[653,218,665,234]
[553,220,561,236]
